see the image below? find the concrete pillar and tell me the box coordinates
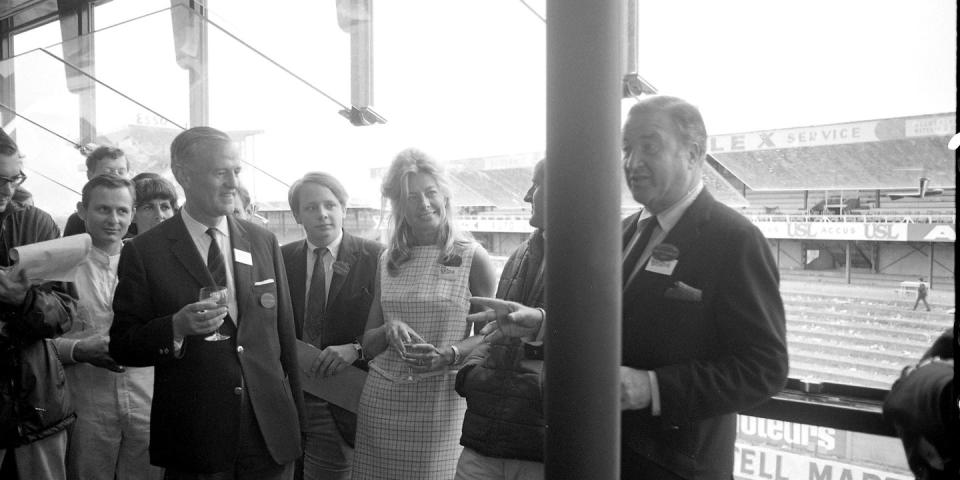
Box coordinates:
[545,1,622,478]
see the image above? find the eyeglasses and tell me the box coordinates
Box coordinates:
[0,171,27,188]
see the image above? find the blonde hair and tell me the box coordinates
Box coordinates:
[381,148,470,275]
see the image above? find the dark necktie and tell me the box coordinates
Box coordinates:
[206,228,227,287]
[206,227,236,333]
[623,216,658,286]
[305,247,328,342]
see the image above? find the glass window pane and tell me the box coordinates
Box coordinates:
[12,18,59,54]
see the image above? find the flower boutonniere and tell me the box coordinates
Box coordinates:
[440,254,462,267]
[332,260,351,276]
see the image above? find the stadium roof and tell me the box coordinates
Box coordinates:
[448,162,748,210]
[713,136,955,191]
[709,113,956,191]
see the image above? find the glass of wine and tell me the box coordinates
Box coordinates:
[199,286,230,342]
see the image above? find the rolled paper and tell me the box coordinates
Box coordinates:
[9,234,92,283]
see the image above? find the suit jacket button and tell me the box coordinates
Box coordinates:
[237,346,244,354]
[234,387,243,395]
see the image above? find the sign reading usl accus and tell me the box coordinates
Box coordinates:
[753,222,956,242]
[754,223,911,241]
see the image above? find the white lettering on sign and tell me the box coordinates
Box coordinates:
[709,122,879,153]
[752,222,910,242]
[905,116,955,137]
[734,444,911,480]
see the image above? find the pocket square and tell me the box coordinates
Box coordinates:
[254,278,275,286]
[664,281,702,302]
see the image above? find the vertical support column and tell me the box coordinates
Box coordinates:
[0,17,15,129]
[623,0,637,79]
[845,241,851,284]
[776,239,781,269]
[546,1,622,479]
[59,0,96,142]
[77,2,95,142]
[350,0,372,109]
[188,0,208,127]
[172,0,209,127]
[928,242,934,289]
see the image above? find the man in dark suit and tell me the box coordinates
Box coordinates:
[110,127,303,479]
[281,172,383,480]
[619,95,788,480]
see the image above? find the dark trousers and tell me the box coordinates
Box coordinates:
[164,380,293,480]
[621,448,686,480]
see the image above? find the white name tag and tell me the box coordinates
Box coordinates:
[645,257,678,276]
[234,249,253,266]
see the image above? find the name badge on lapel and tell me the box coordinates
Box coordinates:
[438,265,457,279]
[234,249,253,266]
[645,243,679,276]
[645,257,678,276]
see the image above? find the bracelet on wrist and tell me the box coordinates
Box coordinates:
[352,338,364,361]
[449,345,462,365]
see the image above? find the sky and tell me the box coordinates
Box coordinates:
[7,0,957,215]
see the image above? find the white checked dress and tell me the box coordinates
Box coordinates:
[352,243,478,480]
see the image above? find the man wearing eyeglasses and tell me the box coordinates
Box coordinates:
[64,146,132,237]
[0,129,79,480]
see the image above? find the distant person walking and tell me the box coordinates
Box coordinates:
[913,277,930,311]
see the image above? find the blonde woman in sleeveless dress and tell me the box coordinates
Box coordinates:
[353,149,496,480]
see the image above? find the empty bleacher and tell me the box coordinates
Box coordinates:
[781,284,952,389]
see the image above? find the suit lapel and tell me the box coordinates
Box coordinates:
[228,217,253,323]
[622,211,641,249]
[169,213,215,288]
[288,240,308,327]
[326,232,355,306]
[623,190,714,295]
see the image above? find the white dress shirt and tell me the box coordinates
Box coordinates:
[181,208,238,322]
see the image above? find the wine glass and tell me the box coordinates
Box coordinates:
[199,286,230,342]
[401,341,417,381]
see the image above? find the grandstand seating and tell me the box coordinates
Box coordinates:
[782,287,951,389]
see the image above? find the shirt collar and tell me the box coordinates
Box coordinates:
[306,229,343,261]
[638,181,704,232]
[182,207,229,240]
[88,246,116,268]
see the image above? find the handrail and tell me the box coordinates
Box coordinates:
[744,378,896,437]
[743,213,956,224]
[456,212,957,225]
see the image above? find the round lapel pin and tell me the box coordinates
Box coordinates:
[260,292,277,309]
[652,243,680,261]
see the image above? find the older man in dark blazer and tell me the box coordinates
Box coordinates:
[281,172,383,480]
[110,127,302,479]
[619,96,788,480]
